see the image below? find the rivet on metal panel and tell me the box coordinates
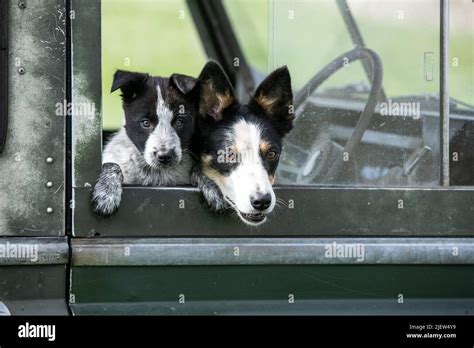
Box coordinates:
[18,1,26,10]
[46,181,53,188]
[18,67,26,75]
[46,207,54,214]
[46,157,54,164]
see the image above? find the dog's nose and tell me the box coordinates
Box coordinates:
[250,193,272,211]
[155,151,173,164]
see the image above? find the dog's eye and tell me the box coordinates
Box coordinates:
[140,119,151,129]
[175,117,185,129]
[267,150,279,161]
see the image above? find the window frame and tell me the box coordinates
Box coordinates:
[70,0,474,241]
[0,0,7,154]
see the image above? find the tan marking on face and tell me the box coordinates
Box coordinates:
[255,93,279,113]
[227,145,239,156]
[202,164,226,188]
[268,175,275,185]
[260,141,271,153]
[217,93,233,111]
[200,81,234,119]
[228,145,239,153]
[201,154,213,166]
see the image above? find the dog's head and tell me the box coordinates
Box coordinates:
[111,70,198,168]
[196,62,294,226]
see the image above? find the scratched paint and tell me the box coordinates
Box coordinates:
[70,0,102,188]
[0,0,66,236]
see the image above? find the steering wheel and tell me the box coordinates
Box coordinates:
[282,47,384,184]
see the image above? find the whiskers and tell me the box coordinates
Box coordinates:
[222,196,240,220]
[275,197,287,208]
[224,196,238,211]
[146,161,161,171]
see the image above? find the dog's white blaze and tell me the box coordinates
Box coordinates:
[143,85,182,165]
[222,119,275,215]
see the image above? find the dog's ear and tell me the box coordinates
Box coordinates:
[170,74,197,95]
[250,66,294,136]
[111,70,149,101]
[198,61,235,122]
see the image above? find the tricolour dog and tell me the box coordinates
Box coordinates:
[92,69,199,216]
[192,62,294,226]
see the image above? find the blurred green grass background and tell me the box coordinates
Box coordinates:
[102,0,473,130]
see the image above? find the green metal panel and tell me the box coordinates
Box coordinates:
[0,265,69,315]
[70,237,474,314]
[70,299,474,316]
[71,238,474,265]
[0,0,66,236]
[73,186,474,237]
[0,237,69,315]
[70,265,474,315]
[0,237,68,265]
[0,2,69,315]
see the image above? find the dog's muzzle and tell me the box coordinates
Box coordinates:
[150,148,179,166]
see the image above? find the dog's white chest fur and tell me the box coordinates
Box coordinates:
[102,128,193,186]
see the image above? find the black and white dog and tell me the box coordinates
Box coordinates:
[192,62,294,226]
[92,70,199,216]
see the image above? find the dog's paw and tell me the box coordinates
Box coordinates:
[201,180,228,213]
[91,163,124,217]
[191,165,228,213]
